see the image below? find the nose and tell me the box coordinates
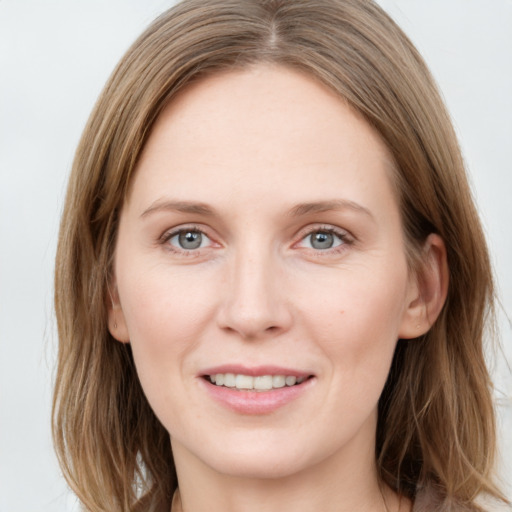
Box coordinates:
[216,247,293,340]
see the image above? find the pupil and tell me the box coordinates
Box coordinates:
[311,232,333,249]
[179,231,202,249]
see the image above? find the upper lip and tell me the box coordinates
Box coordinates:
[199,364,313,378]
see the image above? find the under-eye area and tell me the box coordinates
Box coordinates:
[204,374,314,391]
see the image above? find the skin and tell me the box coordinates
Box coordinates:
[109,65,447,512]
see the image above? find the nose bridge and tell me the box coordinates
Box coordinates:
[218,237,291,339]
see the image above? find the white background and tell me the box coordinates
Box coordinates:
[0,1,511,510]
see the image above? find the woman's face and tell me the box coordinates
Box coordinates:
[110,65,422,479]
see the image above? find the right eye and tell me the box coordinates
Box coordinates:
[165,229,213,251]
[302,230,344,250]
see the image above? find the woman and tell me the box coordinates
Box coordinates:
[52,0,508,510]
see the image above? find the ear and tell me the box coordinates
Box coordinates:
[398,233,449,339]
[107,279,130,343]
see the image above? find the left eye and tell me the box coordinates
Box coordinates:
[300,230,345,250]
[168,229,211,250]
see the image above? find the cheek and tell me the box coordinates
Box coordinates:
[299,263,409,388]
[117,265,218,382]
[115,266,221,429]
[120,255,217,331]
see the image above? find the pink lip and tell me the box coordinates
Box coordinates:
[197,365,315,415]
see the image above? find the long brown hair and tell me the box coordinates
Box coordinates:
[53,1,506,510]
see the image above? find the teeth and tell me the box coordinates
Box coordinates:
[209,373,307,390]
[272,375,285,388]
[224,373,236,387]
[285,376,296,386]
[235,374,253,390]
[254,375,273,390]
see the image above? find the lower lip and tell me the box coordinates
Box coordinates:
[199,377,315,415]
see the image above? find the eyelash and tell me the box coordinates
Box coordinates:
[159,224,353,257]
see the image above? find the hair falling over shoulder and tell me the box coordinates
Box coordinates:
[53,1,508,510]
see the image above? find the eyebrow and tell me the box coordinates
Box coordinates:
[140,200,216,218]
[140,198,374,220]
[287,199,374,220]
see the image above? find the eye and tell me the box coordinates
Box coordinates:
[296,227,349,251]
[308,231,340,250]
[166,229,212,251]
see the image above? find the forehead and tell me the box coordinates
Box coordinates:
[128,64,399,219]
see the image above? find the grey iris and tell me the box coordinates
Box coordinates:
[311,231,334,249]
[179,231,202,249]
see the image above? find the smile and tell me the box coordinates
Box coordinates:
[199,366,315,414]
[208,373,307,391]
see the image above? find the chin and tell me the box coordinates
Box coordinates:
[186,433,330,481]
[209,454,309,480]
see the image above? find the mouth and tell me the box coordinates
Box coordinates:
[204,373,311,391]
[199,367,315,414]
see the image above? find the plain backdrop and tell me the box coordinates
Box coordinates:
[0,1,511,510]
